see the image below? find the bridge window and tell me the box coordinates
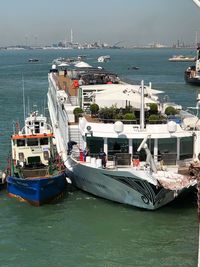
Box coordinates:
[40,138,48,145]
[27,138,38,146]
[17,139,25,147]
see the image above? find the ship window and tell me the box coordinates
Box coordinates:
[43,151,49,160]
[132,139,147,161]
[27,138,38,146]
[86,137,103,155]
[34,122,40,133]
[158,138,177,153]
[180,137,193,159]
[40,138,48,145]
[27,156,41,164]
[17,139,25,147]
[108,138,129,155]
[18,152,24,160]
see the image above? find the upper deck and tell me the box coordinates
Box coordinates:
[48,64,200,133]
[50,65,120,96]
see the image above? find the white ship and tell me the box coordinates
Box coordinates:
[47,63,198,210]
[169,55,195,62]
[97,55,111,62]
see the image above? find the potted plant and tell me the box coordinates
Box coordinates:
[148,114,160,124]
[99,105,117,122]
[148,103,158,115]
[165,106,178,116]
[123,113,136,124]
[90,103,99,117]
[73,107,83,122]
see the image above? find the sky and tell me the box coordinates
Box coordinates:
[0,0,200,47]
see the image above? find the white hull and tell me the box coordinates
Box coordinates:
[66,157,186,210]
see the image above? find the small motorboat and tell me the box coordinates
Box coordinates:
[28,58,39,63]
[128,66,140,70]
[97,55,111,63]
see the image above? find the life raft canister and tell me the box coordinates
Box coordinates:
[73,80,79,88]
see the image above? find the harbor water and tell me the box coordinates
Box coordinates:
[0,48,198,267]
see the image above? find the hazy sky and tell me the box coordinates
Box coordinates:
[0,0,200,46]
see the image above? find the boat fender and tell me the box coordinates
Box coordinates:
[73,80,79,88]
[1,172,6,183]
[160,160,166,171]
[133,159,140,167]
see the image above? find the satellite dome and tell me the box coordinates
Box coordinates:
[52,64,57,69]
[114,121,124,134]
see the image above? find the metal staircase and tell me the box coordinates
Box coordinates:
[68,124,84,149]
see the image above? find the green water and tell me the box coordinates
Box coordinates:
[0,48,198,267]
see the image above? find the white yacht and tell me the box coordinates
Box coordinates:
[169,55,195,62]
[47,63,198,210]
[97,55,111,62]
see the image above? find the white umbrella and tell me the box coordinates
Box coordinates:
[58,62,69,67]
[74,61,92,68]
[95,87,157,109]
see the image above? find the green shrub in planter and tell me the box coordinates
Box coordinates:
[90,103,99,116]
[73,107,83,122]
[73,107,83,115]
[148,114,160,124]
[99,105,117,121]
[123,113,136,120]
[148,103,158,114]
[165,106,177,116]
[115,113,124,120]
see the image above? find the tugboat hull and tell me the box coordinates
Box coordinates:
[7,172,67,206]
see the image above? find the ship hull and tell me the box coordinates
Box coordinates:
[66,157,184,210]
[7,172,67,206]
[185,71,200,85]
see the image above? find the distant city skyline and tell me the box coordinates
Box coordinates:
[0,0,200,47]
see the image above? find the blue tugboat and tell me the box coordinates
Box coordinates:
[7,111,68,206]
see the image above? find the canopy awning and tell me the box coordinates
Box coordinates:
[95,86,158,109]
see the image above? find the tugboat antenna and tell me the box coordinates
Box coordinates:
[22,74,26,123]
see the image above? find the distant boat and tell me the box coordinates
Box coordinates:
[128,66,140,70]
[185,45,200,85]
[52,57,80,66]
[28,58,39,62]
[77,55,87,61]
[52,57,69,65]
[6,111,68,206]
[97,55,111,63]
[168,55,195,62]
